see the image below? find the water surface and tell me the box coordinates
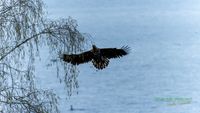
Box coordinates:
[37,1,200,113]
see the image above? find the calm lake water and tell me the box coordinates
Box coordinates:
[36,0,200,113]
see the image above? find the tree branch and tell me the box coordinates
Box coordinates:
[0,31,47,61]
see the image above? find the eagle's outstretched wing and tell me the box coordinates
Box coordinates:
[100,46,130,59]
[61,51,94,65]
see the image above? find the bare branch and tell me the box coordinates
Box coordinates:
[0,0,87,113]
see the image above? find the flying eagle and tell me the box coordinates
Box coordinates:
[61,45,130,69]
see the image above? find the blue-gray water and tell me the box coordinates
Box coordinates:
[37,0,200,113]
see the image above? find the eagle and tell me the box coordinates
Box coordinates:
[60,45,130,70]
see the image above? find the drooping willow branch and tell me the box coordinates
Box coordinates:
[0,31,47,61]
[0,0,88,113]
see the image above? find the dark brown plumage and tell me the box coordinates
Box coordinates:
[61,45,130,69]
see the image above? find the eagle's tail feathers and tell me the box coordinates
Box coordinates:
[92,58,109,69]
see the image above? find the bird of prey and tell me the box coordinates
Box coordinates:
[60,45,130,70]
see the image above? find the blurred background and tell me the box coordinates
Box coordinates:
[37,0,200,113]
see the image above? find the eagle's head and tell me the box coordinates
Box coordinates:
[92,45,100,55]
[92,45,98,51]
[92,45,97,49]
